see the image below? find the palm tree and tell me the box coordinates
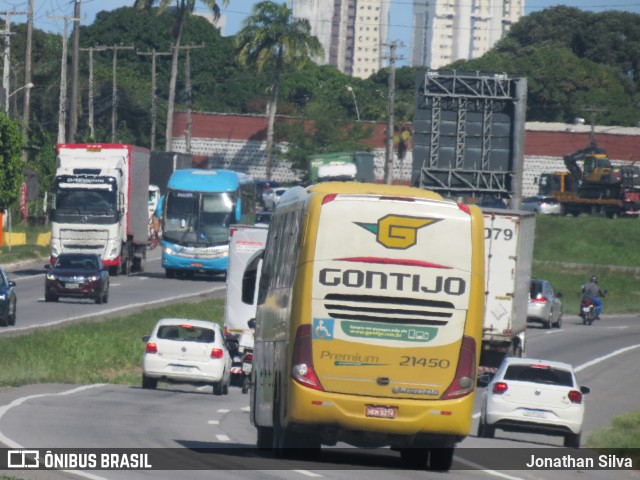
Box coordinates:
[134,0,228,152]
[235,2,323,181]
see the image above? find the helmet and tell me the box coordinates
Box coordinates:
[591,275,598,283]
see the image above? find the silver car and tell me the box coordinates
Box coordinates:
[527,279,563,329]
[521,195,562,215]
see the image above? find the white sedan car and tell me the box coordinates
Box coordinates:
[478,357,590,448]
[142,318,232,395]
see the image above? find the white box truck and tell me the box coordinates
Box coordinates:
[479,208,536,374]
[50,144,150,276]
[224,224,269,387]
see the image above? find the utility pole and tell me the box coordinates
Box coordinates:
[383,42,398,185]
[1,10,27,113]
[80,46,108,140]
[49,13,81,144]
[22,0,33,145]
[179,45,203,153]
[137,49,171,151]
[106,44,134,143]
[68,0,82,142]
[164,44,204,152]
[185,49,192,153]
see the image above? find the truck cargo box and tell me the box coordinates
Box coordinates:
[482,209,535,347]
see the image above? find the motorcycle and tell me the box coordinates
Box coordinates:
[229,319,255,392]
[579,298,597,325]
[240,349,253,394]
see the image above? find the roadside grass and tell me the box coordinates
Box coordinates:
[0,299,225,387]
[586,410,640,461]
[0,223,50,264]
[0,244,49,264]
[532,214,640,314]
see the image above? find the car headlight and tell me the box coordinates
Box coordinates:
[88,275,99,282]
[46,273,56,281]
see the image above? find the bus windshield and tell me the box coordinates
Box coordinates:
[163,191,235,245]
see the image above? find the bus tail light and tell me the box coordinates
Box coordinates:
[291,324,324,391]
[441,335,476,399]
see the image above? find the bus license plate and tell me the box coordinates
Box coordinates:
[365,405,397,419]
[190,262,203,268]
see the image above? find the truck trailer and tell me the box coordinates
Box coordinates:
[480,208,535,374]
[50,144,150,275]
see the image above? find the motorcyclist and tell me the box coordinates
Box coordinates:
[582,275,606,319]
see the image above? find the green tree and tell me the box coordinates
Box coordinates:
[0,115,25,209]
[275,101,374,176]
[235,1,323,180]
[134,0,229,152]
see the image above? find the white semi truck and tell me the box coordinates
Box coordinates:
[50,144,150,275]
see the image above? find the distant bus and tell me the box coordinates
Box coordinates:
[249,182,485,470]
[160,169,255,278]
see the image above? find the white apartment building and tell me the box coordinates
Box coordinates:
[411,0,524,69]
[292,0,390,78]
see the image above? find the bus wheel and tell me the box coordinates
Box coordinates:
[428,447,454,471]
[257,426,273,450]
[400,448,428,469]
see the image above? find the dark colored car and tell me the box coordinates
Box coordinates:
[45,253,110,304]
[0,267,17,327]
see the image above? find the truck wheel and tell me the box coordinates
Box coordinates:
[120,257,129,276]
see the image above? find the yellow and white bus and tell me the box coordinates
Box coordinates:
[250,182,485,470]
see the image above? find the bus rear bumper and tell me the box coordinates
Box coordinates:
[284,381,473,447]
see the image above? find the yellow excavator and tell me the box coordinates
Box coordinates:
[538,141,640,217]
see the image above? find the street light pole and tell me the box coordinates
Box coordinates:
[5,82,33,115]
[346,85,360,121]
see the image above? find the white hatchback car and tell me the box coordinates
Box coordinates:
[478,358,590,448]
[142,318,232,395]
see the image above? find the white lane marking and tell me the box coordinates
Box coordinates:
[216,409,230,413]
[574,343,640,373]
[208,420,219,425]
[2,285,226,334]
[241,406,250,412]
[454,458,523,480]
[294,470,323,478]
[215,434,230,442]
[0,384,110,480]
